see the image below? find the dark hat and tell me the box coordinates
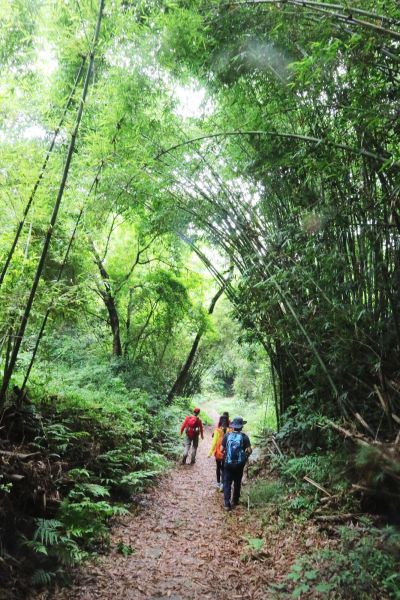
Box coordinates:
[231,416,247,429]
[193,407,200,414]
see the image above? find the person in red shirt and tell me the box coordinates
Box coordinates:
[180,407,204,465]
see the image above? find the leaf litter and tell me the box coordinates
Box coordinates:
[33,426,322,599]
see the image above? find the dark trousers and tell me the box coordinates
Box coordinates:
[216,459,224,483]
[223,464,245,507]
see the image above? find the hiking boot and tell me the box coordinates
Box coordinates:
[219,483,224,492]
[190,459,196,464]
[181,457,186,465]
[224,504,232,511]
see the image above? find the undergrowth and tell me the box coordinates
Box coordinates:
[246,427,400,599]
[273,524,400,599]
[0,360,189,595]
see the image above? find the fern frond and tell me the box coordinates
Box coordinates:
[34,519,62,546]
[31,568,55,586]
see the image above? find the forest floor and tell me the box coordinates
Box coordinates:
[34,417,322,600]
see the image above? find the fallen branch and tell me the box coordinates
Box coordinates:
[314,513,360,523]
[303,476,332,497]
[324,419,370,446]
[354,412,375,437]
[319,493,341,504]
[4,474,25,481]
[271,437,284,457]
[0,450,41,460]
[392,413,400,426]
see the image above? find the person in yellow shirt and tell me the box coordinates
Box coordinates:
[208,412,230,491]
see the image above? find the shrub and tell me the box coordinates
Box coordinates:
[279,451,349,495]
[274,525,400,599]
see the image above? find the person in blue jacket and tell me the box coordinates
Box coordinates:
[221,416,252,511]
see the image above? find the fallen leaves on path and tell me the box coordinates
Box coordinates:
[34,427,320,600]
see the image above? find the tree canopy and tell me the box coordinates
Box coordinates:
[3,0,399,437]
[1,0,400,594]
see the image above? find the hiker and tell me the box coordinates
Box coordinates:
[180,407,204,464]
[222,416,252,511]
[222,411,230,426]
[208,413,230,491]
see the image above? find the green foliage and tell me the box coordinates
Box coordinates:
[354,445,400,489]
[0,352,186,590]
[59,497,128,547]
[33,519,63,547]
[1,0,400,593]
[248,480,286,507]
[280,452,348,493]
[31,569,57,586]
[117,541,134,556]
[241,536,266,562]
[0,475,12,494]
[205,392,275,437]
[68,483,110,500]
[247,537,264,552]
[201,302,275,413]
[26,517,87,584]
[274,526,400,599]
[36,423,90,454]
[120,470,159,493]
[276,401,326,453]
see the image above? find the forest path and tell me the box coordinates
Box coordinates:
[47,420,277,600]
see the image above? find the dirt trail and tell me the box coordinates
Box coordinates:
[48,423,274,600]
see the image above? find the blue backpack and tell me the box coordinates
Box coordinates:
[225,432,246,466]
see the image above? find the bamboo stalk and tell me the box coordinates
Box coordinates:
[0,55,87,289]
[155,131,393,166]
[225,0,400,33]
[0,0,105,407]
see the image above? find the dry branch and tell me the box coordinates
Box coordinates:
[314,513,360,523]
[0,450,40,460]
[271,437,284,457]
[303,476,331,497]
[324,419,370,446]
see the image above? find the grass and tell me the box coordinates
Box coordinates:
[248,480,286,507]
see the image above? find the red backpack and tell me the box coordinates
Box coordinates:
[186,416,200,440]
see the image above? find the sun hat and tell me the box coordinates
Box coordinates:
[230,416,247,429]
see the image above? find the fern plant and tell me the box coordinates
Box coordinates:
[34,423,89,454]
[33,519,63,547]
[120,470,159,493]
[31,568,57,586]
[68,483,110,500]
[26,518,87,586]
[60,480,128,547]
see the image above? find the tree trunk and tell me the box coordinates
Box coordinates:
[166,278,229,405]
[124,287,134,356]
[90,240,122,357]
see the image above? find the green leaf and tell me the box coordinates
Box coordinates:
[292,584,309,598]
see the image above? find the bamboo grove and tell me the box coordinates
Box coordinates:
[1,0,400,448]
